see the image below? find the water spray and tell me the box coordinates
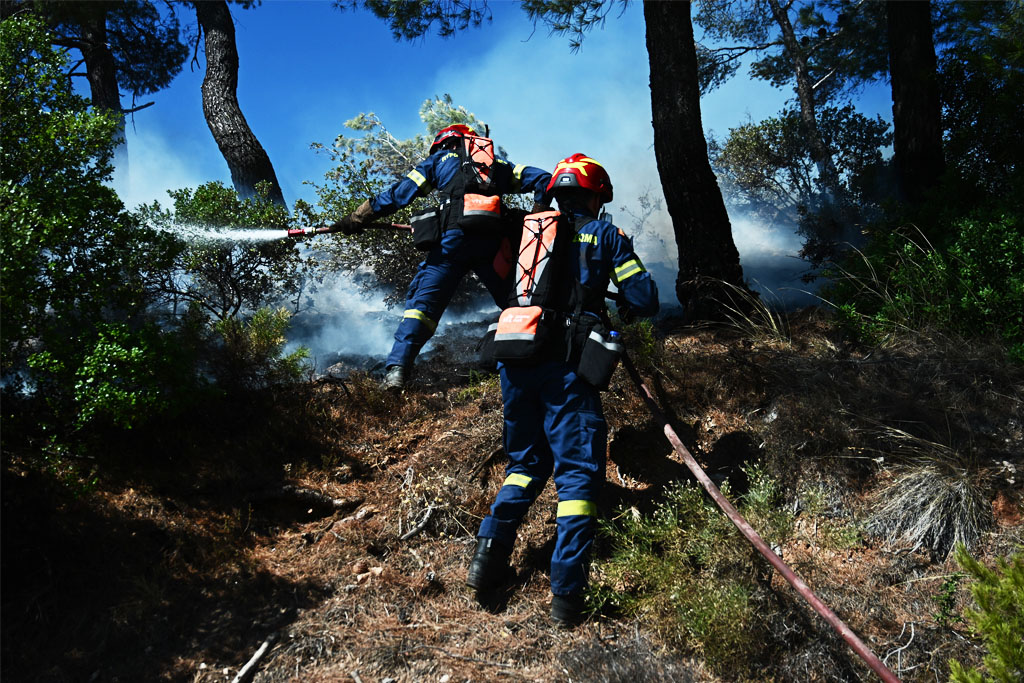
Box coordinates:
[151,221,412,244]
[286,222,412,239]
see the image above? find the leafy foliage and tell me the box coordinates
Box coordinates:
[521,0,629,52]
[341,0,492,40]
[212,307,311,393]
[708,105,892,262]
[949,547,1024,683]
[35,0,189,98]
[2,16,309,437]
[936,1,1024,203]
[0,15,185,427]
[693,0,889,101]
[591,465,794,676]
[302,95,497,307]
[137,181,305,320]
[825,215,1024,362]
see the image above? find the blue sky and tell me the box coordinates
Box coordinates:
[109,0,893,298]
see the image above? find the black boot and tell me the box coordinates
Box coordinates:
[550,593,587,627]
[466,538,511,590]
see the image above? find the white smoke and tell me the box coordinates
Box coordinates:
[285,269,396,366]
[284,267,502,374]
[110,127,229,211]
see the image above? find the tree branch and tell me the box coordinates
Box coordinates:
[123,101,155,114]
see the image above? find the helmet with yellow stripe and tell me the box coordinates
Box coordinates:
[545,153,613,204]
[430,124,477,154]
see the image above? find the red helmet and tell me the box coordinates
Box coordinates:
[545,153,613,203]
[430,124,477,154]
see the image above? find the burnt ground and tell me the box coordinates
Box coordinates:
[2,309,1021,682]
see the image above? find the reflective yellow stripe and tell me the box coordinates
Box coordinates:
[613,259,645,284]
[407,169,430,190]
[557,500,597,517]
[503,473,532,488]
[510,163,526,192]
[403,309,437,332]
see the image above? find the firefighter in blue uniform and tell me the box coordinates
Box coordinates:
[466,154,659,626]
[330,124,551,389]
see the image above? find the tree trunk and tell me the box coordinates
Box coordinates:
[643,0,745,320]
[193,0,286,206]
[765,0,841,200]
[79,11,127,171]
[886,0,944,207]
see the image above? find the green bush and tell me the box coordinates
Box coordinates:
[825,214,1023,361]
[212,307,310,392]
[591,465,793,674]
[950,215,1024,358]
[949,546,1024,683]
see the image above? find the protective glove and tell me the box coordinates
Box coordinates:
[326,216,363,235]
[329,199,376,235]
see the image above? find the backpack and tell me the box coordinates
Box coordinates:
[441,135,511,231]
[491,210,571,362]
[488,210,625,387]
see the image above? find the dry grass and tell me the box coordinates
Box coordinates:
[3,309,1021,682]
[712,279,792,345]
[865,425,995,559]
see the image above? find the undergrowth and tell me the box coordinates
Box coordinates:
[824,215,1023,362]
[590,464,794,677]
[949,546,1024,683]
[866,425,994,560]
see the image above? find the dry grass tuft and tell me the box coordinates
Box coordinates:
[866,425,994,560]
[712,279,791,345]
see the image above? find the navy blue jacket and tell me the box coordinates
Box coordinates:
[370,149,551,216]
[565,210,659,319]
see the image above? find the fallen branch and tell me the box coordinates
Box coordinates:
[399,505,435,541]
[232,633,277,683]
[247,485,362,512]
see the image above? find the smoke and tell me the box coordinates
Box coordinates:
[285,270,395,368]
[284,268,501,375]
[423,8,819,311]
[731,213,820,308]
[110,126,228,211]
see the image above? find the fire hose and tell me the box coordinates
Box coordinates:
[286,222,411,238]
[618,348,900,682]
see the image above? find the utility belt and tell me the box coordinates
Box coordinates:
[478,308,624,390]
[410,194,516,251]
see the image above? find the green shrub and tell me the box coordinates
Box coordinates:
[591,465,793,674]
[949,546,1024,683]
[212,307,310,392]
[825,215,1023,361]
[949,215,1024,358]
[72,324,171,429]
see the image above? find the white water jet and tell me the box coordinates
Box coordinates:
[154,222,289,244]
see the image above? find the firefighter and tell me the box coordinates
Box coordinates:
[466,154,659,626]
[329,124,551,390]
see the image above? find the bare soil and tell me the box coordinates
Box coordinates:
[2,310,1021,682]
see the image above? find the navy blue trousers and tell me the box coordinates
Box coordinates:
[385,228,510,369]
[477,361,607,596]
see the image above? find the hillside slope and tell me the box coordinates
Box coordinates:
[2,310,1021,682]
